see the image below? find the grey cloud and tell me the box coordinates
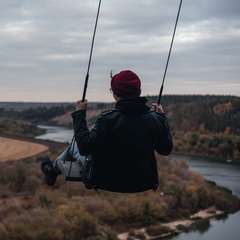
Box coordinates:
[0,0,239,102]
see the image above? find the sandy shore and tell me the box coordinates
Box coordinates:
[117,206,224,240]
[0,137,49,162]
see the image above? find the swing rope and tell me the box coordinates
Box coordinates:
[157,0,183,105]
[64,0,102,180]
[64,0,181,183]
[82,0,102,102]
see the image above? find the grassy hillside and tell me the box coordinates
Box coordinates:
[0,152,239,239]
[0,117,45,137]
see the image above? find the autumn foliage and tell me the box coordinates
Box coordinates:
[0,153,239,240]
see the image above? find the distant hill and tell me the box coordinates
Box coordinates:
[1,95,240,160]
[0,101,75,111]
[147,95,240,135]
[147,95,240,160]
[0,101,111,111]
[1,95,240,135]
[2,95,239,134]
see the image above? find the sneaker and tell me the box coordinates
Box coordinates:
[41,157,60,186]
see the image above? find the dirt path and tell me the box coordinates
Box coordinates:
[0,137,49,162]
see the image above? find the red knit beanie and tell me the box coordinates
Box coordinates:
[110,70,141,98]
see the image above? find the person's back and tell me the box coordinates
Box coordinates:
[72,70,173,192]
[41,70,173,192]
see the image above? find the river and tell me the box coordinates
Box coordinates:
[35,125,240,240]
[35,125,74,143]
[168,155,240,240]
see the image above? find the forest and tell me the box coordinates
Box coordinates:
[1,95,240,134]
[0,153,240,239]
[1,94,240,160]
[0,95,240,239]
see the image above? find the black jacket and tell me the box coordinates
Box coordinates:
[72,97,173,193]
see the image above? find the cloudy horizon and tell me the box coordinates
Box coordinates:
[1,0,239,102]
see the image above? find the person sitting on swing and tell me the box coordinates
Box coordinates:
[41,70,173,193]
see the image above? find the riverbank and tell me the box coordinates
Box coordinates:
[172,151,240,164]
[117,206,224,240]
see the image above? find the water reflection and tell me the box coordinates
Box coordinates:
[191,218,212,234]
[35,125,74,143]
[167,155,240,240]
[190,213,228,235]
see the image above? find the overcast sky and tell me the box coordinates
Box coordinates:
[0,0,239,102]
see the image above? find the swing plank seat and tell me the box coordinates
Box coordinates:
[59,160,83,182]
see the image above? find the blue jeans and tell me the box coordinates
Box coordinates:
[53,141,86,179]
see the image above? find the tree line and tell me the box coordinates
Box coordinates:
[1,95,240,160]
